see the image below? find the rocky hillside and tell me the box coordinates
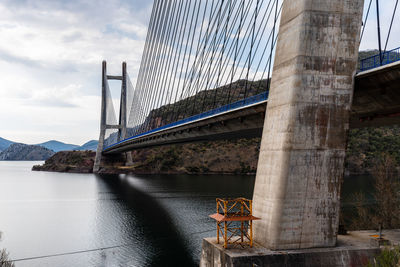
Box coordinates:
[32,139,260,174]
[33,151,95,173]
[0,137,14,152]
[0,143,55,161]
[142,79,269,131]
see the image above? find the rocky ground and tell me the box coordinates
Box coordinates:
[32,138,261,175]
[32,151,95,173]
[32,124,400,176]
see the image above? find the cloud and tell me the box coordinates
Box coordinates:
[0,0,398,145]
[0,48,43,67]
[0,0,153,144]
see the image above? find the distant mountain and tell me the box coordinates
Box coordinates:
[0,143,55,161]
[0,137,15,152]
[37,140,79,152]
[74,140,98,151]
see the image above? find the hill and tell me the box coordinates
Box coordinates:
[0,137,14,152]
[0,143,55,161]
[37,140,79,152]
[74,140,98,151]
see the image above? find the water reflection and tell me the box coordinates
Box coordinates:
[0,162,255,266]
[98,174,196,266]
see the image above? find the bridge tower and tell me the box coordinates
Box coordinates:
[93,61,133,173]
[252,0,365,249]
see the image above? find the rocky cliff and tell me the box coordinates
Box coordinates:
[32,151,95,172]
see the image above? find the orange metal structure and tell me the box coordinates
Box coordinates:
[209,198,260,248]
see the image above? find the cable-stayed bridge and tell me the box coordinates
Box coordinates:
[94,0,400,253]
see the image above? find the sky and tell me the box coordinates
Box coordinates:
[0,0,398,145]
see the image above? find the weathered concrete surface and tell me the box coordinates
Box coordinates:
[252,0,365,249]
[199,230,400,266]
[199,229,400,267]
[94,61,108,173]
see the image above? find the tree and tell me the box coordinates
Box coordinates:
[371,154,400,229]
[0,232,14,267]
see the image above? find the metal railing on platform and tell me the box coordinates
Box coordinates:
[360,47,400,72]
[104,91,269,151]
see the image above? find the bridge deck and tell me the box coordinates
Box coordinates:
[104,59,400,154]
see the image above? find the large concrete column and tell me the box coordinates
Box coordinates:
[119,62,133,166]
[93,61,107,173]
[252,0,364,249]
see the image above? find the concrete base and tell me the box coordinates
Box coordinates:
[200,230,400,267]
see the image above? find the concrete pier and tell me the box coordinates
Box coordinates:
[200,230,400,267]
[252,0,365,249]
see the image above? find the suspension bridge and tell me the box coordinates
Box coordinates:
[94,0,400,256]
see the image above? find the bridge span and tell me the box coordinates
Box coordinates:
[103,59,400,154]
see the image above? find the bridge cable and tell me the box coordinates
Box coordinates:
[126,0,157,130]
[177,0,209,122]
[190,0,256,106]
[134,0,166,134]
[180,0,211,119]
[196,0,267,103]
[141,0,174,132]
[133,0,163,133]
[150,0,182,129]
[376,0,383,64]
[141,0,178,133]
[175,0,213,121]
[183,0,249,108]
[148,0,182,129]
[111,0,286,145]
[146,0,178,130]
[4,228,216,264]
[360,0,373,43]
[384,0,399,54]
[226,0,245,106]
[144,0,189,130]
[163,0,194,124]
[252,0,282,91]
[187,0,219,119]
[267,0,279,91]
[243,0,260,100]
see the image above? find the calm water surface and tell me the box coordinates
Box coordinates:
[0,161,255,267]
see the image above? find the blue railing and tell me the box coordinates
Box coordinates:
[360,47,400,72]
[104,91,269,151]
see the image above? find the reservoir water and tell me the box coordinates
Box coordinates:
[0,161,372,266]
[0,161,255,266]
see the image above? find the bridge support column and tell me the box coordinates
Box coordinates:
[253,0,364,249]
[120,62,133,166]
[94,61,107,173]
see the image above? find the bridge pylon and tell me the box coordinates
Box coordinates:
[252,0,365,249]
[93,61,133,173]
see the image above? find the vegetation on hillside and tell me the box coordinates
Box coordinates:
[366,246,400,267]
[33,151,95,173]
[0,232,14,267]
[346,126,400,174]
[140,79,269,131]
[130,138,261,174]
[343,153,400,231]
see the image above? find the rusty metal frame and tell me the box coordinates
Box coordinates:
[210,198,260,248]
